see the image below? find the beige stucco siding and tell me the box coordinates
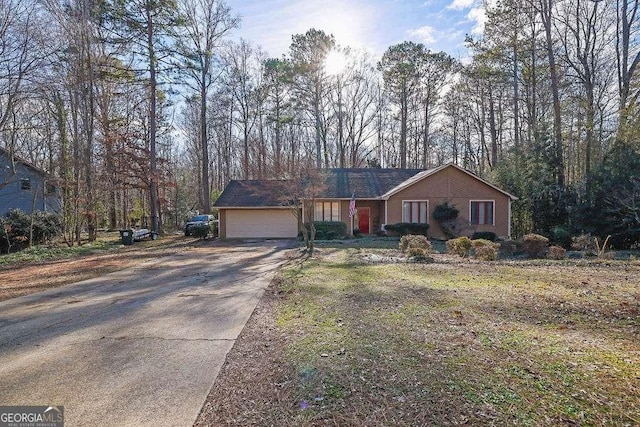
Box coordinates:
[220,208,298,238]
[386,166,511,239]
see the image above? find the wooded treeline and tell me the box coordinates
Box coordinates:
[1,0,639,247]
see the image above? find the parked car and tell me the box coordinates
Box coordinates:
[184,214,216,236]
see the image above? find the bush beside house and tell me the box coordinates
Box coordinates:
[1,209,62,253]
[299,221,348,241]
[385,222,430,236]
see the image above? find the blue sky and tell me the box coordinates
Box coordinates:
[224,0,488,61]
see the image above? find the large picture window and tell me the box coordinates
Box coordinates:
[402,200,428,224]
[470,201,494,225]
[314,201,340,221]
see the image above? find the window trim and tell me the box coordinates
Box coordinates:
[313,200,341,222]
[45,182,56,195]
[469,200,495,225]
[20,178,31,191]
[401,200,429,224]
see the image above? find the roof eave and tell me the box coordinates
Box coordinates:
[215,205,294,209]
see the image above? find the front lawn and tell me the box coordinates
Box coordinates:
[197,249,640,426]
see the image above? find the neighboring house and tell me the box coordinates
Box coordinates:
[0,147,61,216]
[214,163,517,239]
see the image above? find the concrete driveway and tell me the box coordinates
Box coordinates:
[0,240,291,426]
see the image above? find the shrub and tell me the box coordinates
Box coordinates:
[400,234,432,253]
[432,202,459,222]
[0,209,62,253]
[385,222,430,236]
[551,226,572,249]
[353,228,362,237]
[471,231,497,241]
[313,221,347,240]
[523,233,549,258]
[309,221,347,240]
[433,202,461,239]
[471,239,500,261]
[499,239,525,257]
[548,245,567,260]
[571,234,595,252]
[406,247,434,262]
[446,236,472,257]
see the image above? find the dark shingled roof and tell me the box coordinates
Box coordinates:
[214,169,424,207]
[323,168,423,198]
[214,180,293,207]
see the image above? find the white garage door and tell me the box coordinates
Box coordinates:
[226,209,298,238]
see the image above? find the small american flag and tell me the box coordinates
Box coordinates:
[349,193,356,218]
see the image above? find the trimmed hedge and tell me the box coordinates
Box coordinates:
[312,221,347,240]
[446,236,472,257]
[385,222,430,236]
[400,234,433,262]
[471,239,500,261]
[471,231,497,241]
[399,234,432,252]
[523,233,549,258]
[548,245,567,260]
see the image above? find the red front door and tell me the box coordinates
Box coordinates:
[358,208,370,234]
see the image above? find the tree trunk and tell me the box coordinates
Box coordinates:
[314,88,322,168]
[146,3,160,234]
[400,84,408,169]
[541,0,565,188]
[200,77,210,213]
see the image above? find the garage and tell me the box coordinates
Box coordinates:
[223,208,298,239]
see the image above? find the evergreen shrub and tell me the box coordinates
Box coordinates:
[551,226,572,249]
[471,231,497,241]
[0,209,62,253]
[313,221,347,240]
[385,222,430,236]
[432,202,459,222]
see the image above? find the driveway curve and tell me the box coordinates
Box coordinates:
[0,240,292,426]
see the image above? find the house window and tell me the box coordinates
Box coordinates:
[45,183,56,195]
[470,201,494,225]
[314,201,340,221]
[402,201,428,224]
[20,178,31,190]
